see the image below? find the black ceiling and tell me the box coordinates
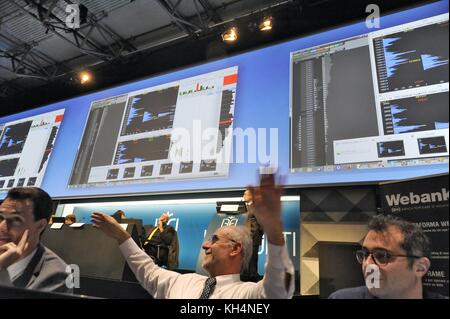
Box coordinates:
[0,0,436,117]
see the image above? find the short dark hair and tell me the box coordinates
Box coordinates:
[6,187,53,222]
[368,214,431,268]
[65,214,76,223]
[112,210,126,221]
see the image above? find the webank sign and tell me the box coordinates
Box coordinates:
[379,174,449,297]
[385,188,449,207]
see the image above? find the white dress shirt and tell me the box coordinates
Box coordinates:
[119,237,295,299]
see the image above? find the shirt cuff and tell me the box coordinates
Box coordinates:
[267,242,294,272]
[119,237,142,257]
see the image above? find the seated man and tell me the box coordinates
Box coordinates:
[142,212,177,268]
[91,173,294,298]
[329,214,448,299]
[0,187,72,293]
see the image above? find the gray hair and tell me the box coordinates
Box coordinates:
[220,225,253,272]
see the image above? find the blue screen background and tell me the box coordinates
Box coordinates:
[0,1,448,199]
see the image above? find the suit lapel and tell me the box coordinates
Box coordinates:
[12,244,45,289]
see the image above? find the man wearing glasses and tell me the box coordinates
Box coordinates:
[0,187,71,293]
[91,173,295,298]
[330,214,447,299]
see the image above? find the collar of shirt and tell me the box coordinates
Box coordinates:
[7,247,38,282]
[215,274,241,287]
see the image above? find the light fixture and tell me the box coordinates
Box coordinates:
[222,27,238,42]
[259,17,273,31]
[79,71,92,84]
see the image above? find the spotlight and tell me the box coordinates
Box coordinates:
[79,71,92,84]
[222,27,238,42]
[259,17,273,31]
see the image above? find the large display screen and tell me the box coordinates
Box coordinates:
[290,13,448,173]
[0,109,65,193]
[69,67,237,188]
[0,1,447,199]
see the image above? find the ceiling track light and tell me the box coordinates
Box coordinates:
[222,27,238,42]
[259,17,273,31]
[79,71,93,84]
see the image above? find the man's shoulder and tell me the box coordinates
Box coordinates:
[41,245,69,272]
[328,286,376,299]
[165,225,176,233]
[27,245,72,293]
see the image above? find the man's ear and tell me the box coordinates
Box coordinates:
[35,218,48,234]
[414,257,431,278]
[230,242,242,257]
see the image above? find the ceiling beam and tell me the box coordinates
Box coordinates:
[197,0,222,24]
[7,0,115,62]
[156,0,202,36]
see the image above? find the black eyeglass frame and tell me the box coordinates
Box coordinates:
[208,234,239,245]
[356,248,422,266]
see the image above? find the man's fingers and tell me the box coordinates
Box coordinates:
[91,212,105,220]
[17,230,29,251]
[91,214,105,224]
[260,173,275,187]
[91,216,103,223]
[246,186,254,198]
[0,243,15,250]
[0,244,11,254]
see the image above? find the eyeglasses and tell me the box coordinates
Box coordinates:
[0,213,25,229]
[356,248,421,266]
[207,234,238,245]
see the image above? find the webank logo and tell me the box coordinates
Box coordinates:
[385,188,449,207]
[221,216,239,227]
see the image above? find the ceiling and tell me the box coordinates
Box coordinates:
[0,0,434,116]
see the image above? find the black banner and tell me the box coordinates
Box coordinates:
[379,174,449,297]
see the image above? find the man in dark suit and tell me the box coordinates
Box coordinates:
[142,212,178,269]
[241,189,264,282]
[0,187,72,293]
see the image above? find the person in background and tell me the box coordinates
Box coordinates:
[91,173,294,299]
[64,214,76,226]
[330,214,448,299]
[0,187,72,293]
[112,210,126,222]
[241,188,264,282]
[141,212,177,268]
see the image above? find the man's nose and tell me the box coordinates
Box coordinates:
[0,219,8,230]
[363,253,376,267]
[202,242,211,250]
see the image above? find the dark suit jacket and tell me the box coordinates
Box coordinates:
[0,243,72,294]
[143,225,179,269]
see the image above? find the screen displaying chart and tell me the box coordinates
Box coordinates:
[373,21,449,93]
[381,92,449,135]
[0,109,65,192]
[291,13,449,173]
[69,67,238,187]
